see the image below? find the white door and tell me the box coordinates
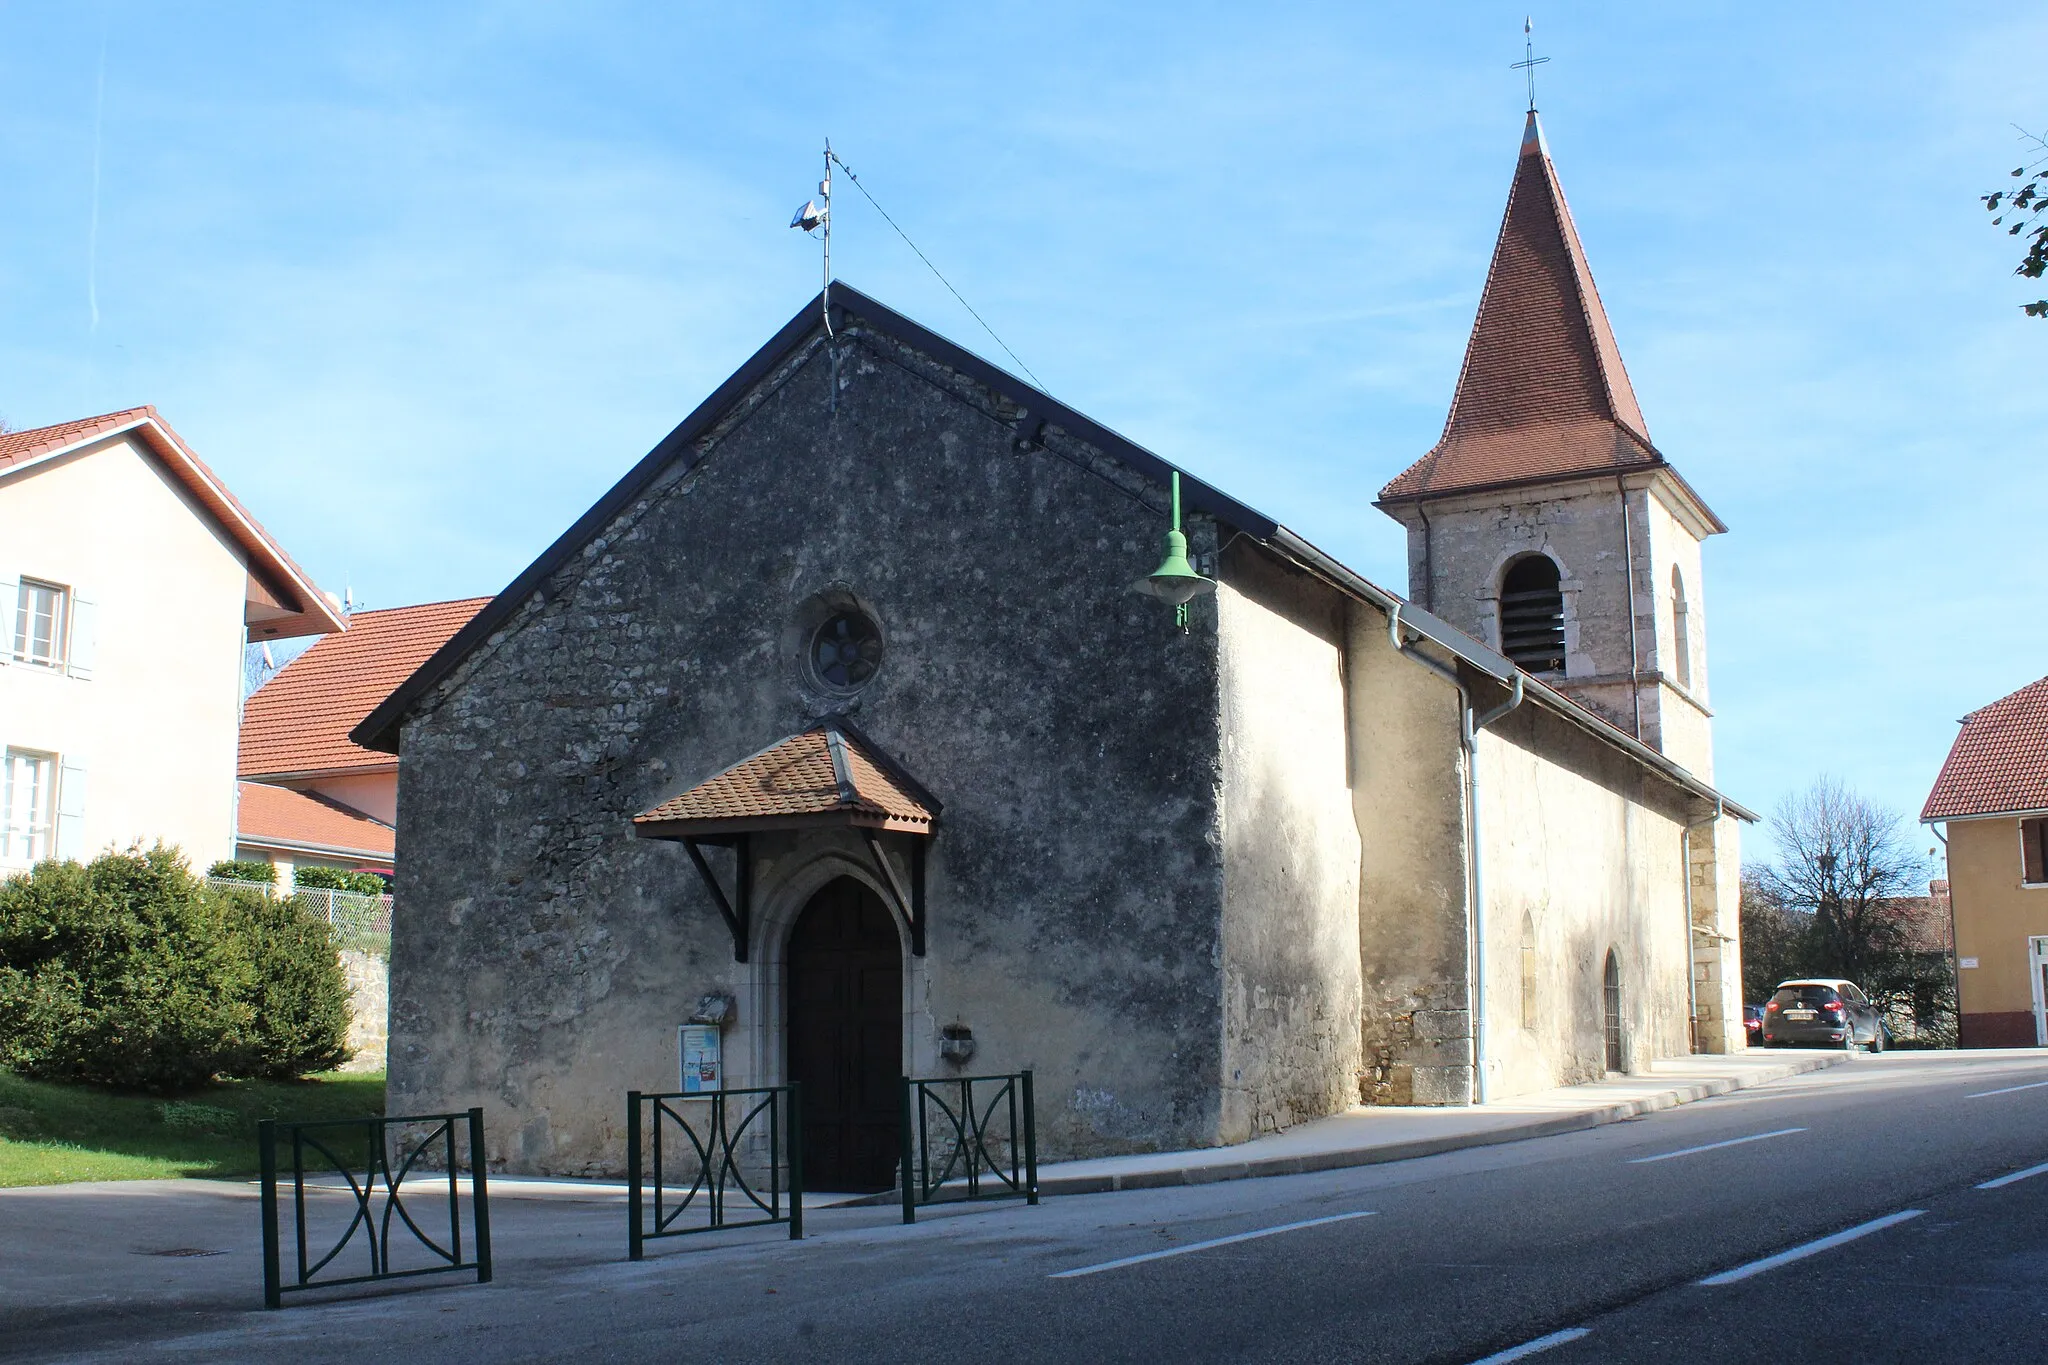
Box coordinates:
[2030,937,2048,1048]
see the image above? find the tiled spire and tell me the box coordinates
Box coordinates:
[1380,111,1661,504]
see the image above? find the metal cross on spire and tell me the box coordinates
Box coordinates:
[1511,16,1550,113]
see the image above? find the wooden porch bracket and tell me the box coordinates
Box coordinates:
[862,830,926,958]
[680,834,752,962]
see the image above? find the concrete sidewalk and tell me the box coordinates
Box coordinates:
[1024,1051,1844,1196]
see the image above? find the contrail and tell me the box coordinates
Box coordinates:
[87,24,107,332]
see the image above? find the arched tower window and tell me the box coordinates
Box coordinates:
[1499,555,1566,674]
[1670,567,1691,691]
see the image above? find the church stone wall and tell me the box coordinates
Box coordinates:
[1477,702,1695,1095]
[388,328,1231,1174]
[1214,546,1363,1141]
[1347,603,1476,1106]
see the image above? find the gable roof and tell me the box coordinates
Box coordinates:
[632,722,939,838]
[1378,114,1720,530]
[235,780,395,861]
[241,597,489,779]
[1922,675,2048,822]
[0,406,347,638]
[350,281,1754,823]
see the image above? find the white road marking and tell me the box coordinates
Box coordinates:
[1966,1079,2048,1098]
[1048,1211,1376,1279]
[1628,1127,1806,1164]
[1699,1209,1925,1285]
[1977,1160,2048,1190]
[1464,1328,1593,1363]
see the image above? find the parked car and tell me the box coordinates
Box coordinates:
[1743,1004,1764,1043]
[1759,979,1886,1052]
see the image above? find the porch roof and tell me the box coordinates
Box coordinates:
[631,721,939,839]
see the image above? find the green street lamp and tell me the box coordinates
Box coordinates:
[1130,471,1216,628]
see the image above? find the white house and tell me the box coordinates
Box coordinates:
[0,407,345,875]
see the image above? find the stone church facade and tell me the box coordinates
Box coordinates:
[357,112,1751,1181]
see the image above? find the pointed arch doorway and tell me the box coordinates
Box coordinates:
[787,877,903,1192]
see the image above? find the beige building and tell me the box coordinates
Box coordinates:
[1923,675,2048,1046]
[0,407,343,876]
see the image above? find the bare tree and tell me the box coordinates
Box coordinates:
[1738,870,1807,1004]
[1753,778,1952,1035]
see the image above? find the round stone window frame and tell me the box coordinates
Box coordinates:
[786,586,888,705]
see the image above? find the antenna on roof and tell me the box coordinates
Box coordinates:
[1512,16,1550,113]
[790,140,834,339]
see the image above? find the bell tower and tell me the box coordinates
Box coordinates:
[1378,109,1747,1055]
[1376,111,1723,778]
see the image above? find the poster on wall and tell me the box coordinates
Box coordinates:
[679,1024,722,1093]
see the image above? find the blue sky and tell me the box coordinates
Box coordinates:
[2,3,2041,857]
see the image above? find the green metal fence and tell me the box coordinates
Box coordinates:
[258,1108,491,1309]
[627,1086,804,1258]
[899,1071,1038,1224]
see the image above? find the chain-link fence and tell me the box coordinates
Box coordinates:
[207,877,393,958]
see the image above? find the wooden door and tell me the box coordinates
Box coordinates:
[1603,950,1623,1073]
[787,878,902,1192]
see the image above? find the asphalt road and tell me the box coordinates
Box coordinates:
[7,1050,2048,1364]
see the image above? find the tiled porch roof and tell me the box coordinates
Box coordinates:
[632,723,938,838]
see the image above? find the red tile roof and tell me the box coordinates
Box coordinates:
[1922,675,2048,821]
[236,781,394,859]
[1380,113,1669,505]
[0,406,346,637]
[633,724,937,837]
[240,598,490,779]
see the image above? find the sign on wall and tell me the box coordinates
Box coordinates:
[679,1024,723,1093]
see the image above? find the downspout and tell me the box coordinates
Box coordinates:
[1681,799,1723,1053]
[1390,604,1526,1104]
[1618,476,1643,741]
[1929,822,1959,1032]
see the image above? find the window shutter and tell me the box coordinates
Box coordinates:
[0,574,15,665]
[66,594,96,680]
[56,758,88,861]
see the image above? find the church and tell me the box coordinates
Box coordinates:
[356,111,1752,1185]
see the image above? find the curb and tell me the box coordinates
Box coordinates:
[1019,1053,1845,1199]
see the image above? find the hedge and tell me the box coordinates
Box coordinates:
[0,846,350,1092]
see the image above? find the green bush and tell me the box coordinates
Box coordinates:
[291,866,387,898]
[222,886,350,1080]
[207,859,277,885]
[0,847,349,1092]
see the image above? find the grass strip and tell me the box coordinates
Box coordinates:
[0,1068,385,1187]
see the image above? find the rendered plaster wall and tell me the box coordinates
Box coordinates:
[1635,489,1715,776]
[1477,701,1695,1095]
[1947,815,2048,1044]
[389,321,1229,1175]
[1346,603,1476,1106]
[1213,547,1363,1141]
[0,435,248,874]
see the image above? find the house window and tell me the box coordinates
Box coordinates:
[2024,818,2048,887]
[1670,567,1692,691]
[1499,555,1566,673]
[13,580,69,667]
[1,749,57,863]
